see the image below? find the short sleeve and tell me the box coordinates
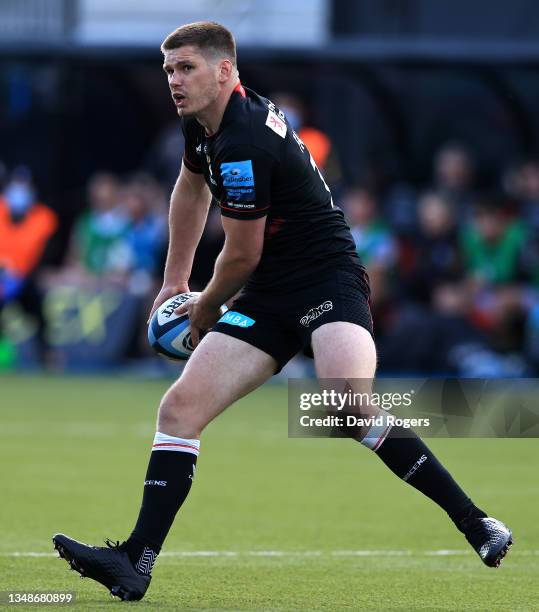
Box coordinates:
[218,146,273,220]
[181,119,203,174]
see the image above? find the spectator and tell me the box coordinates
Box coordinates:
[121,177,167,292]
[382,182,419,237]
[513,159,539,232]
[460,194,533,286]
[432,142,476,220]
[70,172,129,277]
[379,191,533,375]
[343,186,397,305]
[400,191,463,303]
[271,92,342,186]
[459,193,539,355]
[0,167,57,365]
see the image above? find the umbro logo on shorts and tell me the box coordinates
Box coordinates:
[300,301,333,327]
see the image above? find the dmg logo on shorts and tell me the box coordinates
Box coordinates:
[300,301,333,327]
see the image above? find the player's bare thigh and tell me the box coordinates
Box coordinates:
[312,321,377,379]
[157,331,277,438]
[312,322,379,428]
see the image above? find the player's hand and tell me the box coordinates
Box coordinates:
[175,294,222,348]
[147,282,190,324]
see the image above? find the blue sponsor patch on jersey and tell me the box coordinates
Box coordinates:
[221,159,255,202]
[221,160,254,188]
[218,311,255,328]
[224,188,256,204]
[221,160,256,202]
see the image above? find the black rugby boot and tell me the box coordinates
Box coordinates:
[53,533,151,601]
[461,517,513,567]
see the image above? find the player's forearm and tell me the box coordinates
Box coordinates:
[202,248,259,307]
[162,178,211,285]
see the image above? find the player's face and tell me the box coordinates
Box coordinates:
[163,46,220,117]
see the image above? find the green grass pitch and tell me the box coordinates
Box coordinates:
[0,374,537,611]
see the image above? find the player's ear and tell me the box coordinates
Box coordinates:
[218,59,233,83]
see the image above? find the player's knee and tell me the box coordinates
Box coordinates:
[157,384,207,437]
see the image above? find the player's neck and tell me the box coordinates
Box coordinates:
[195,79,239,137]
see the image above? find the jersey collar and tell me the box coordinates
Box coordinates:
[206,81,247,139]
[233,81,246,97]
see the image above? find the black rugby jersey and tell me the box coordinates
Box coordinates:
[182,82,363,293]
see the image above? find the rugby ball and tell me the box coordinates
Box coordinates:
[148,292,227,360]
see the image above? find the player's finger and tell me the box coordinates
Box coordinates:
[147,300,161,325]
[174,301,191,315]
[190,325,200,347]
[147,291,174,324]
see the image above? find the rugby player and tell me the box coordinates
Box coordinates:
[53,22,512,601]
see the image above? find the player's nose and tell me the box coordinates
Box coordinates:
[169,71,183,87]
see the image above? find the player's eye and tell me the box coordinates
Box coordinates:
[183,65,194,72]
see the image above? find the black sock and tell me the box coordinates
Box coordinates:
[123,440,198,573]
[371,426,486,529]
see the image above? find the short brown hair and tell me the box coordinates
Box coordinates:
[161,21,236,66]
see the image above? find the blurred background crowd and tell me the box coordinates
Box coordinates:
[3,0,539,377]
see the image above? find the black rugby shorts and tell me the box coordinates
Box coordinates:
[212,267,373,373]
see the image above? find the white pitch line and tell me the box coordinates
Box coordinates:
[4,552,58,557]
[1,549,536,558]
